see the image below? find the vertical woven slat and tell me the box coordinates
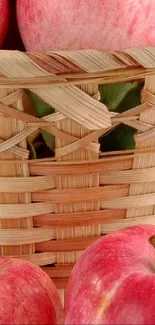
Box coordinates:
[55,84,101,303]
[126,76,155,218]
[0,89,34,256]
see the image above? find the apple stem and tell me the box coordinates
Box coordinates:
[148,235,155,247]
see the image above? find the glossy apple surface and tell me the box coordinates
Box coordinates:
[16,0,155,51]
[0,257,63,324]
[65,225,155,324]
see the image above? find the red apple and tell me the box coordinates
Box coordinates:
[65,225,155,324]
[0,257,63,324]
[0,0,9,47]
[16,0,155,51]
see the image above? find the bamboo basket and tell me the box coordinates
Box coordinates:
[1,47,155,304]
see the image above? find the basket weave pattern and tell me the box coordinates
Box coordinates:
[0,48,155,300]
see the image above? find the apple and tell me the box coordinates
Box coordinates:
[0,257,63,324]
[0,0,9,47]
[65,225,155,324]
[16,0,155,51]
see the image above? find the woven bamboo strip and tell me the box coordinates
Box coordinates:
[0,203,55,219]
[30,158,133,175]
[0,102,99,154]
[33,192,155,209]
[100,193,155,209]
[3,213,155,262]
[0,99,152,132]
[36,236,100,252]
[0,126,37,152]
[101,215,155,233]
[2,164,155,194]
[0,146,154,165]
[1,190,155,222]
[42,265,72,279]
[100,167,155,184]
[0,66,154,88]
[0,48,155,83]
[0,139,29,158]
[9,252,57,266]
[32,185,128,203]
[1,211,154,260]
[0,89,34,256]
[0,51,111,130]
[0,176,56,192]
[0,99,154,158]
[0,228,55,245]
[126,74,155,219]
[55,84,101,303]
[34,209,126,227]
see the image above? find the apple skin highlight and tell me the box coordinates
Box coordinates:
[65,225,155,325]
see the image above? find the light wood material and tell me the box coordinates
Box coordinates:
[54,84,100,302]
[127,77,155,219]
[0,48,155,295]
[0,89,34,256]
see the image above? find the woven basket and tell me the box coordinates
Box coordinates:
[1,47,155,303]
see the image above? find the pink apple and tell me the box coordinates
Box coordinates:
[0,0,9,47]
[0,257,63,324]
[65,225,155,324]
[16,0,155,51]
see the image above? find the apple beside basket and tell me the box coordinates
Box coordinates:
[0,47,155,304]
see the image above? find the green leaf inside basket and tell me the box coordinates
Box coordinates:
[99,82,141,112]
[26,90,55,155]
[27,141,37,159]
[27,91,54,117]
[26,82,143,159]
[99,82,143,151]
